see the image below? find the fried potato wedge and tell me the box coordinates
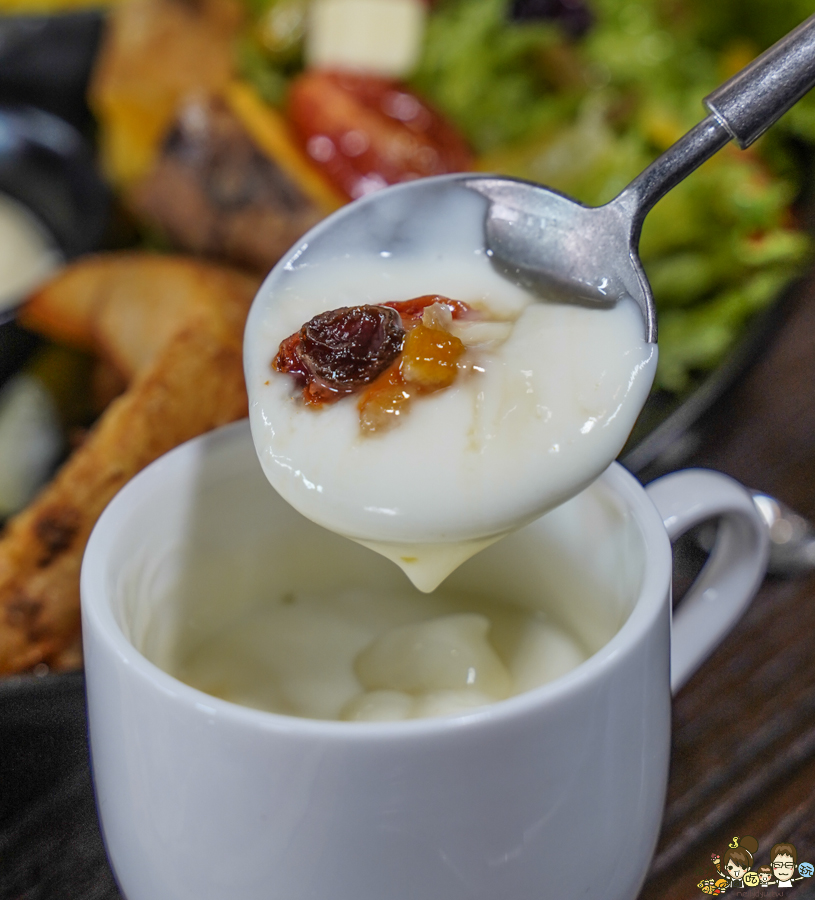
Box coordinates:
[17,262,101,353]
[20,253,259,379]
[0,254,260,673]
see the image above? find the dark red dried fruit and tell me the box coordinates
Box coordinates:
[274,305,405,403]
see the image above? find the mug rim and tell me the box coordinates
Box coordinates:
[81,419,673,740]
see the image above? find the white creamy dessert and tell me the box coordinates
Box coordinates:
[172,584,587,721]
[245,179,657,591]
[151,421,641,723]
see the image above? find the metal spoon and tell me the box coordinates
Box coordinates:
[466,12,815,342]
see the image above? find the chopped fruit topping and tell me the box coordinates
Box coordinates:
[450,319,514,348]
[357,318,465,433]
[400,324,464,390]
[358,365,412,433]
[421,301,454,331]
[273,295,480,431]
[273,304,404,403]
[383,294,471,323]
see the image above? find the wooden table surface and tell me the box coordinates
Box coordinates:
[640,272,815,899]
[4,278,815,900]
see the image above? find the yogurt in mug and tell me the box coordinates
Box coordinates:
[140,424,640,723]
[172,582,588,721]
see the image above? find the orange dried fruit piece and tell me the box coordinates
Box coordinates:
[400,323,465,391]
[357,322,466,433]
[358,366,413,433]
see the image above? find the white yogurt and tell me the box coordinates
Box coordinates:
[245,178,657,591]
[0,193,61,314]
[172,585,587,721]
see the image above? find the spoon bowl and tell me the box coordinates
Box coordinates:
[467,175,649,320]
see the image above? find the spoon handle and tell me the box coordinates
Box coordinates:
[615,13,815,233]
[705,13,815,149]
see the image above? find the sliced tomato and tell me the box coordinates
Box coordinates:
[287,70,474,200]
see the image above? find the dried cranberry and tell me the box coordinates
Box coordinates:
[509,0,593,38]
[274,305,405,403]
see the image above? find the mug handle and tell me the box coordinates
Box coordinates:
[645,469,770,694]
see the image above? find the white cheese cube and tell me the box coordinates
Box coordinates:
[306,0,427,79]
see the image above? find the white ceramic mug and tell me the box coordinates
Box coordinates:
[81,420,768,900]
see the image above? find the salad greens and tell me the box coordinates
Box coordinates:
[241,0,814,392]
[412,0,813,391]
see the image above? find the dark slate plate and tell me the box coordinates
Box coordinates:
[0,671,121,900]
